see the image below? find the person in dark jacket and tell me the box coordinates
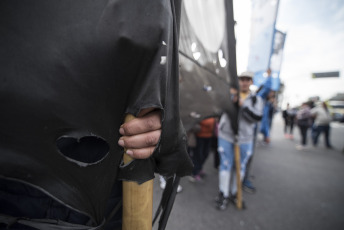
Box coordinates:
[296,102,312,150]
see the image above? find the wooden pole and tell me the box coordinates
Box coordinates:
[122,114,153,230]
[234,143,243,209]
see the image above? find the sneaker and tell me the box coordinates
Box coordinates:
[160,180,166,190]
[176,185,183,193]
[199,170,207,179]
[229,195,246,209]
[289,134,294,140]
[188,175,202,183]
[243,179,256,194]
[264,137,270,144]
[214,191,225,203]
[160,176,183,193]
[160,180,183,193]
[284,134,289,139]
[215,192,229,211]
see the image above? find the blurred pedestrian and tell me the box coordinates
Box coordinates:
[187,123,201,160]
[216,71,270,210]
[189,117,215,182]
[211,118,220,169]
[311,102,333,149]
[296,102,312,150]
[282,103,290,137]
[243,69,272,193]
[268,92,276,130]
[282,103,296,139]
[260,90,276,144]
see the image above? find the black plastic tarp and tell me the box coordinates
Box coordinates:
[0,0,192,228]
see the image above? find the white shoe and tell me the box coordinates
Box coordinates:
[159,175,166,189]
[160,180,183,193]
[177,185,183,193]
[160,181,166,190]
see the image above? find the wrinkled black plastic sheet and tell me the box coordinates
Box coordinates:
[0,0,192,227]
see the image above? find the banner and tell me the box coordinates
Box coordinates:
[269,29,286,90]
[247,0,280,90]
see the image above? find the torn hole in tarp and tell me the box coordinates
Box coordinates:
[56,134,109,167]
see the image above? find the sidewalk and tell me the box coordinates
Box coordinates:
[153,114,344,230]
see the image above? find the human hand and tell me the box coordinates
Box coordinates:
[239,98,244,107]
[118,108,162,159]
[266,68,272,77]
[229,88,238,103]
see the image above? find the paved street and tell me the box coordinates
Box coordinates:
[153,113,344,230]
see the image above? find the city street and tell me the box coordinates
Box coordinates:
[153,114,344,230]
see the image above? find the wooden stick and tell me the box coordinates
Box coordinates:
[122,114,153,230]
[234,143,242,209]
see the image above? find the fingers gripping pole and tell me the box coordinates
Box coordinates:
[122,114,153,230]
[234,143,243,210]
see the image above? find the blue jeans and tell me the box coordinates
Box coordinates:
[312,125,331,147]
[218,138,253,197]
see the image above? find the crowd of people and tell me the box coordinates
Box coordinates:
[159,69,274,210]
[283,100,333,150]
[159,69,335,213]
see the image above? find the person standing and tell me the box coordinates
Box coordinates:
[260,90,276,144]
[282,103,296,139]
[211,118,220,169]
[216,71,269,210]
[189,117,215,182]
[311,102,333,149]
[296,102,312,150]
[268,92,276,130]
[282,103,291,137]
[243,69,273,193]
[283,103,296,139]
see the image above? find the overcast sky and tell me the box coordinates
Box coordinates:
[233,0,344,107]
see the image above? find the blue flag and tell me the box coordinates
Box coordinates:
[247,0,283,91]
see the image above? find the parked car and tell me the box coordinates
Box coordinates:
[329,101,344,122]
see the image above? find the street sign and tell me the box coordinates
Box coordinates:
[312,71,340,78]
